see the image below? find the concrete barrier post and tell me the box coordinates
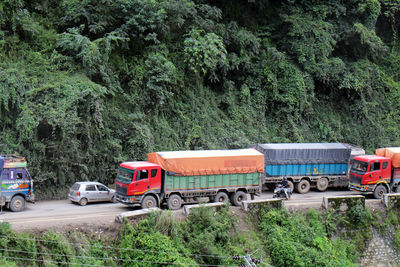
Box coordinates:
[241,198,283,212]
[322,195,365,211]
[382,193,400,208]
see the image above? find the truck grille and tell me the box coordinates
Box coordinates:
[350,174,362,185]
[116,184,128,195]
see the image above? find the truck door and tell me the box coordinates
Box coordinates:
[369,161,382,184]
[149,168,161,193]
[133,169,150,195]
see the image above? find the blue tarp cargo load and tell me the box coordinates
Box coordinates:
[251,143,363,194]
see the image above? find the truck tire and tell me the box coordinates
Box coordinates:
[295,180,310,194]
[230,191,247,206]
[373,185,387,199]
[141,195,157,209]
[316,178,329,192]
[79,198,88,206]
[167,194,182,210]
[214,192,229,203]
[10,195,26,212]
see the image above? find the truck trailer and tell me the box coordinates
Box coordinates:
[115,149,264,210]
[0,155,35,211]
[251,143,364,194]
[349,147,400,198]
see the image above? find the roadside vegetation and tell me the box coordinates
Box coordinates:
[1,0,400,198]
[0,204,397,266]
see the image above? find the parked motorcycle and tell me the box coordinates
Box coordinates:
[273,184,292,200]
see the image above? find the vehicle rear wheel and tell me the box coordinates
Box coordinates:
[79,198,88,206]
[316,178,329,192]
[373,185,387,199]
[141,195,157,209]
[214,192,229,203]
[167,194,183,210]
[10,195,26,212]
[295,180,310,194]
[230,191,247,206]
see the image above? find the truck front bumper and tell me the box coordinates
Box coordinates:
[348,184,373,193]
[115,194,141,206]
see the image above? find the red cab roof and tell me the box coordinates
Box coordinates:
[354,155,388,161]
[120,161,160,170]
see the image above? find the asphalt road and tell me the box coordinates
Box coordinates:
[0,189,375,231]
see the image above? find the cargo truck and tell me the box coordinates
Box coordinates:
[349,147,400,198]
[0,155,35,211]
[115,149,264,210]
[251,143,364,194]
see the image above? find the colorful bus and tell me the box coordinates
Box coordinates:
[0,155,35,212]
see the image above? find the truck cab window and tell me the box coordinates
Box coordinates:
[17,173,23,179]
[370,162,380,171]
[382,162,388,169]
[151,169,157,178]
[137,170,149,180]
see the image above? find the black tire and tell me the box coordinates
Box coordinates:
[373,185,387,199]
[295,180,310,194]
[230,191,247,206]
[141,195,157,209]
[167,194,183,210]
[79,198,88,206]
[214,192,229,203]
[316,177,329,192]
[10,195,26,212]
[287,181,294,193]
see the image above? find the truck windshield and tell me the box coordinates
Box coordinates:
[351,160,368,173]
[116,167,135,184]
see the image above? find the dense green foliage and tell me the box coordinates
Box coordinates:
[0,204,397,266]
[1,0,400,196]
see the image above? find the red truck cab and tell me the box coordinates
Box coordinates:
[349,155,399,198]
[115,161,162,207]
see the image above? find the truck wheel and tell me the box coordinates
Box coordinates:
[141,195,157,209]
[214,192,229,203]
[316,178,329,192]
[79,198,88,206]
[295,180,310,194]
[167,194,183,210]
[230,191,247,206]
[10,195,26,212]
[373,185,387,199]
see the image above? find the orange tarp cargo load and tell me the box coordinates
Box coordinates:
[147,149,264,176]
[375,147,400,168]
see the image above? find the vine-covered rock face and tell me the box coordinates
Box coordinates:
[1,0,400,198]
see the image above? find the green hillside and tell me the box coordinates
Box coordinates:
[1,0,400,197]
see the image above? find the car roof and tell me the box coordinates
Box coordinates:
[73,181,104,185]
